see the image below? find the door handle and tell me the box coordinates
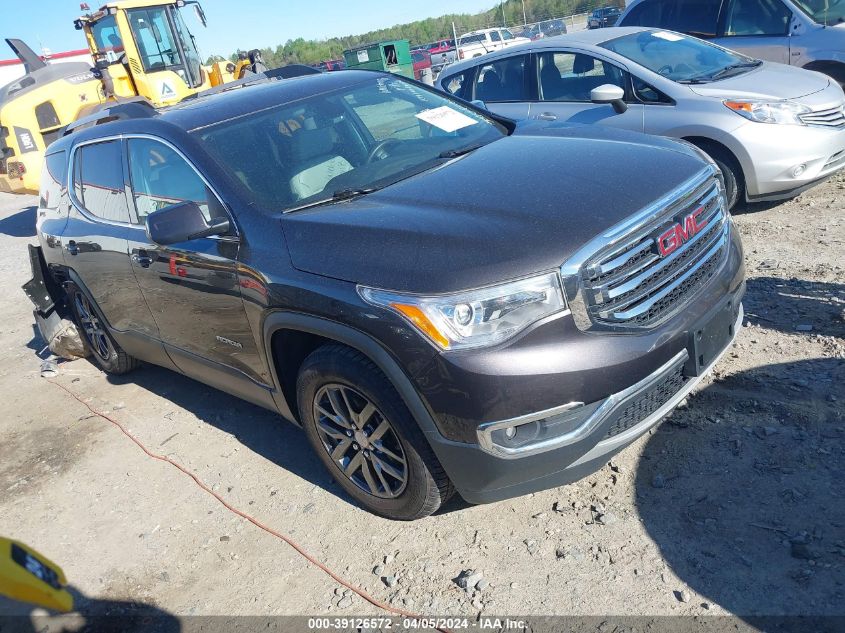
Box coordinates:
[132,250,153,268]
[66,241,78,256]
[538,112,557,121]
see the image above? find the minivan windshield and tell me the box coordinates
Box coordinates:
[793,0,845,25]
[193,76,506,212]
[600,29,761,83]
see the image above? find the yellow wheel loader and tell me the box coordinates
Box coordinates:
[0,0,266,194]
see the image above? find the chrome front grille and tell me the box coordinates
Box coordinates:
[800,104,845,128]
[562,168,729,331]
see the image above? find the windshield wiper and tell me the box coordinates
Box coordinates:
[284,187,379,214]
[438,143,485,159]
[677,78,711,85]
[709,61,762,81]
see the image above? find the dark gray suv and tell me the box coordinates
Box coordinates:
[27,71,745,519]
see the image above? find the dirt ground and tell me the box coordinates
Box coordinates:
[0,173,842,628]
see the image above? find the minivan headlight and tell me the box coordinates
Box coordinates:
[723,99,810,125]
[358,272,566,350]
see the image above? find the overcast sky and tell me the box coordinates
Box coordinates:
[3,0,495,59]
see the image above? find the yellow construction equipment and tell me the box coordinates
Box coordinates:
[0,0,265,193]
[0,537,74,612]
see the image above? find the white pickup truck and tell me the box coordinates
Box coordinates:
[456,28,531,61]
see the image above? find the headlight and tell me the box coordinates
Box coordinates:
[358,272,566,350]
[723,99,810,125]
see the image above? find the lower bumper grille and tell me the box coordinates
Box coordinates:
[603,362,688,439]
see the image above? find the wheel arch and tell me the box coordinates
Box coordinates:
[802,59,845,85]
[681,136,747,192]
[263,312,442,439]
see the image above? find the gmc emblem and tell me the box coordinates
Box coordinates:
[657,207,708,257]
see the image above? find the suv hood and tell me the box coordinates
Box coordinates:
[688,62,830,101]
[282,126,708,294]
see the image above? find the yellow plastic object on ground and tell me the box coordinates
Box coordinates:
[0,537,73,612]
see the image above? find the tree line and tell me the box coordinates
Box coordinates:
[208,0,623,68]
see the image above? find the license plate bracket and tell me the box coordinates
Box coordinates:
[684,300,737,377]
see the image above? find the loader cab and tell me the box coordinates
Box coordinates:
[77,1,211,106]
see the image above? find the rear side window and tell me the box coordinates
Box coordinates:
[72,140,131,223]
[127,138,221,224]
[621,0,674,28]
[473,55,530,102]
[441,70,473,100]
[623,0,721,37]
[723,0,792,36]
[671,0,721,37]
[39,151,66,210]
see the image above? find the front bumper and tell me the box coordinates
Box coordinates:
[425,293,744,504]
[733,120,845,199]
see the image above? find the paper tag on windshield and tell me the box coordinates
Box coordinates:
[416,106,478,133]
[652,31,683,42]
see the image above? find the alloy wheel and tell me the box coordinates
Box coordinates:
[74,291,112,361]
[313,384,408,499]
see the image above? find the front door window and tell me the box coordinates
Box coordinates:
[538,52,626,102]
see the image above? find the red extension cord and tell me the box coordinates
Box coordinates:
[48,379,451,632]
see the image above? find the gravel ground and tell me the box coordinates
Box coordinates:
[0,175,842,628]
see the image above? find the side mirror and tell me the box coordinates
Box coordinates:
[145,201,230,245]
[471,99,488,110]
[591,84,628,114]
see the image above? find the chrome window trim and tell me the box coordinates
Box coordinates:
[67,132,238,238]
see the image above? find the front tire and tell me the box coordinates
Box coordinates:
[296,345,454,520]
[66,282,139,375]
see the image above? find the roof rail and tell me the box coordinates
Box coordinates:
[62,98,157,137]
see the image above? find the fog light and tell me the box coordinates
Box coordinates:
[791,164,807,178]
[484,399,605,455]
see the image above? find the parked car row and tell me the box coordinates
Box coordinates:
[617,0,845,85]
[456,28,532,60]
[29,63,747,520]
[588,6,623,29]
[437,27,845,209]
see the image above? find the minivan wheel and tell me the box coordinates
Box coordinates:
[296,345,454,520]
[66,282,139,375]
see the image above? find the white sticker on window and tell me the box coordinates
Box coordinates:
[415,106,478,133]
[357,49,369,63]
[652,31,684,42]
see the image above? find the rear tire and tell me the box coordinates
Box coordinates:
[66,282,139,375]
[296,344,454,520]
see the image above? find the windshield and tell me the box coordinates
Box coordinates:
[90,15,125,61]
[600,29,760,83]
[171,6,203,88]
[793,0,845,24]
[193,76,507,212]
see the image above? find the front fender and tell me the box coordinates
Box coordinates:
[261,311,445,439]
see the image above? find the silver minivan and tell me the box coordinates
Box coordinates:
[435,27,845,208]
[618,0,845,85]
